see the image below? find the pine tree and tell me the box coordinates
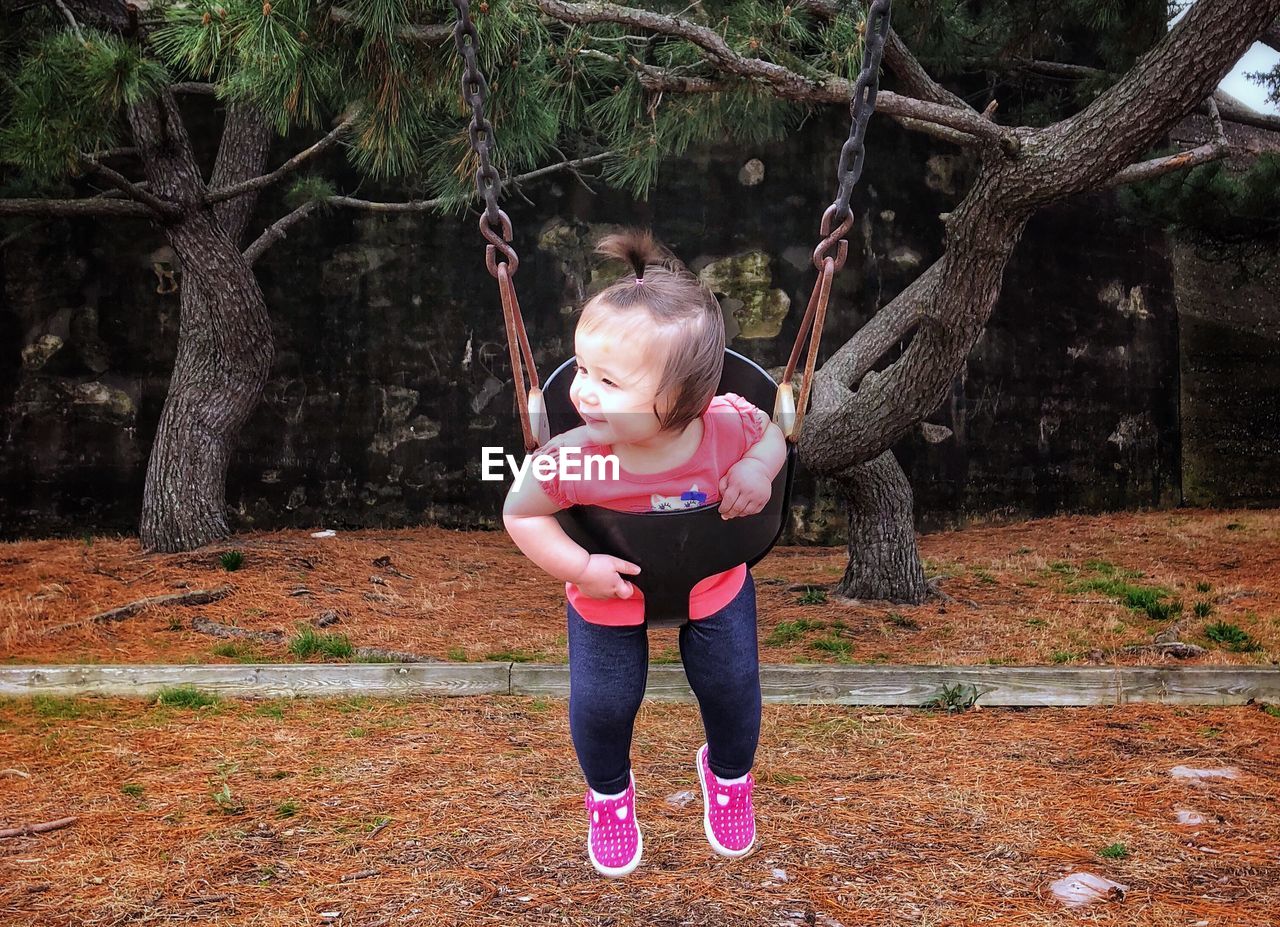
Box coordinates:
[2,0,1277,575]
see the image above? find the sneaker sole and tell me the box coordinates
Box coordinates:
[696,745,755,858]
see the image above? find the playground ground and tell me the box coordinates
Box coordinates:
[2,507,1278,924]
[2,507,1278,668]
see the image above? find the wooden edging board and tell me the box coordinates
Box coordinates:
[1,663,1278,706]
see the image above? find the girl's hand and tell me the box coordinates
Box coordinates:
[573,554,641,599]
[718,458,774,519]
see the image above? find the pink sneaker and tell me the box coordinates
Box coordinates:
[583,771,642,878]
[696,744,756,857]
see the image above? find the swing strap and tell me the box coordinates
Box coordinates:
[777,0,892,444]
[452,0,542,453]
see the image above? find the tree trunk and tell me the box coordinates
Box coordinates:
[129,92,275,552]
[831,451,928,603]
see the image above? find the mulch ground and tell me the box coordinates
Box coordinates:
[2,507,1278,667]
[1,697,1277,926]
[3,510,1279,924]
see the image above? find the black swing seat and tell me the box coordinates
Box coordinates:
[542,349,797,629]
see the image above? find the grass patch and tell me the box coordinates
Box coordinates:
[1193,601,1213,618]
[446,647,468,662]
[32,695,90,719]
[886,612,921,631]
[1262,705,1280,719]
[652,647,682,665]
[922,682,979,713]
[1202,621,1262,653]
[219,550,244,571]
[276,800,300,818]
[811,636,853,657]
[155,686,219,709]
[121,783,145,798]
[288,625,353,660]
[1050,650,1077,664]
[1099,842,1130,860]
[797,587,828,605]
[766,618,825,647]
[971,568,997,585]
[1025,617,1048,628]
[1195,580,1212,594]
[482,649,544,663]
[1069,573,1179,621]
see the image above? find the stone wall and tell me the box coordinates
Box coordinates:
[0,110,1261,543]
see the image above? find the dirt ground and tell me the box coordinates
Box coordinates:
[1,696,1277,926]
[2,507,1278,668]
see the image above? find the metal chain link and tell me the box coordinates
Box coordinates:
[450,0,517,273]
[829,0,892,227]
[811,0,891,271]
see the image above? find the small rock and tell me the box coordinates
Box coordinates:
[738,158,765,186]
[771,868,789,882]
[1050,872,1128,907]
[1175,809,1207,825]
[311,530,336,539]
[1170,765,1240,781]
[314,611,341,628]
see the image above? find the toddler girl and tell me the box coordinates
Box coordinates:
[502,229,787,878]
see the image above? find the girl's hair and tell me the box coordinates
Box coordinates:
[578,229,725,434]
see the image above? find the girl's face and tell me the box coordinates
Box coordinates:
[570,321,668,447]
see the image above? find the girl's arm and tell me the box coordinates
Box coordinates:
[741,413,788,479]
[502,462,641,598]
[502,470,591,583]
[718,414,788,520]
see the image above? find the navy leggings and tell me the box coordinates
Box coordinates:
[567,571,762,795]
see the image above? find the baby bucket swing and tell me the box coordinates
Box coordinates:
[451,0,892,628]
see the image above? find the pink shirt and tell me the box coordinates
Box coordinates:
[533,393,769,626]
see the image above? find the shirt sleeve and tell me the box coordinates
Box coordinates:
[720,392,769,451]
[530,441,575,509]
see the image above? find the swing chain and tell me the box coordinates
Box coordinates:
[451,0,518,277]
[813,0,891,271]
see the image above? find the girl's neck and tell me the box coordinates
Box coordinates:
[610,418,704,474]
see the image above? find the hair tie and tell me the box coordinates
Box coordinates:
[634,277,645,286]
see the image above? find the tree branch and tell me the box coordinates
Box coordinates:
[52,0,85,40]
[801,0,1280,477]
[76,154,181,218]
[329,6,451,43]
[205,111,358,205]
[537,0,1019,152]
[1042,0,1280,201]
[0,198,154,217]
[1211,90,1280,133]
[243,152,618,265]
[1108,97,1229,187]
[242,201,321,265]
[882,28,972,111]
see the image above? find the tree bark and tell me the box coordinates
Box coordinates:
[832,451,927,602]
[128,91,275,552]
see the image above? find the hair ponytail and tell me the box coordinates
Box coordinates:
[593,229,678,280]
[577,228,726,434]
